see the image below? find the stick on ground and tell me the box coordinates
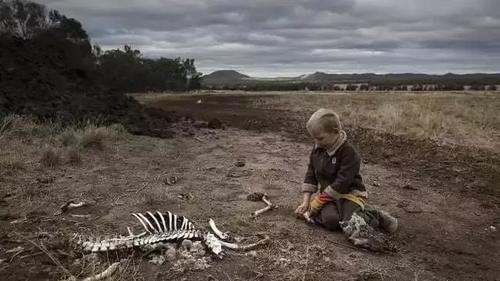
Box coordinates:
[81,262,121,281]
[14,232,72,277]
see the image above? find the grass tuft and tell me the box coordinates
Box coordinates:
[40,146,62,167]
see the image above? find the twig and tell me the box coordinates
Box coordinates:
[113,183,148,205]
[71,214,91,219]
[14,232,73,277]
[325,238,366,251]
[81,262,121,281]
[9,247,25,262]
[19,251,44,260]
[224,271,233,281]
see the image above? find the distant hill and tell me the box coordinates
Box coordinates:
[202,70,250,84]
[300,72,500,84]
[201,69,500,91]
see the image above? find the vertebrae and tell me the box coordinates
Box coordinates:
[72,211,226,255]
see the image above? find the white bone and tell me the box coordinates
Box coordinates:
[147,211,162,233]
[168,211,173,230]
[137,213,156,233]
[132,213,152,234]
[209,218,229,240]
[157,211,167,233]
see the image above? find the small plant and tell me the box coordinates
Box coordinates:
[80,126,107,150]
[66,146,82,165]
[0,159,26,170]
[59,129,79,147]
[40,146,61,167]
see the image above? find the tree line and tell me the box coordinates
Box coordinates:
[0,0,201,119]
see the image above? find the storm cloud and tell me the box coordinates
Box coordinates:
[38,0,500,76]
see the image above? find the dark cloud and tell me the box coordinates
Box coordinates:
[37,0,500,76]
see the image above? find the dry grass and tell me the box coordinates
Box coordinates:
[65,146,82,165]
[40,146,62,167]
[0,158,26,171]
[0,114,60,141]
[0,115,128,169]
[245,91,500,150]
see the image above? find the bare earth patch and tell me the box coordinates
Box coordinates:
[1,117,498,280]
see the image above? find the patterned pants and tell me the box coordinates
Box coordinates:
[314,199,381,231]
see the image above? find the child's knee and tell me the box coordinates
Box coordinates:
[319,207,341,230]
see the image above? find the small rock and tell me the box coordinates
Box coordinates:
[396,201,409,208]
[246,250,257,257]
[181,239,193,251]
[403,205,423,213]
[165,247,177,261]
[164,176,179,185]
[372,181,380,187]
[402,184,418,190]
[150,255,166,265]
[235,160,246,167]
[191,241,205,255]
[489,226,496,232]
[207,118,223,129]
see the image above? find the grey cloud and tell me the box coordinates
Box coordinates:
[36,0,500,76]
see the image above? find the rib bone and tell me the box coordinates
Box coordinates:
[209,219,229,240]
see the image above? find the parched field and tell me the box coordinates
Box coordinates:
[1,91,499,281]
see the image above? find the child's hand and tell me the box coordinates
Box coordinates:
[294,202,309,216]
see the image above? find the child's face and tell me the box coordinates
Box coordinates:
[309,126,339,148]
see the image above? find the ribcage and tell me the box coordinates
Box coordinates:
[131,211,196,234]
[74,211,204,253]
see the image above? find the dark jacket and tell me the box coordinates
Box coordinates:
[302,141,366,195]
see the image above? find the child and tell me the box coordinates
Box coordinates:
[295,108,398,243]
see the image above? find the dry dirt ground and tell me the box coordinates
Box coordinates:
[1,92,499,281]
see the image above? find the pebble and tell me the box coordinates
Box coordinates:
[402,183,418,190]
[181,239,193,251]
[165,247,177,261]
[235,160,246,167]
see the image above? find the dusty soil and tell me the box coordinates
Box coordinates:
[1,93,499,281]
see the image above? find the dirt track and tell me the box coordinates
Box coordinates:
[1,92,499,281]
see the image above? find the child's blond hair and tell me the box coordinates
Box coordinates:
[306,108,342,134]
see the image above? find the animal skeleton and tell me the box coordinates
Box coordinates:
[72,211,269,257]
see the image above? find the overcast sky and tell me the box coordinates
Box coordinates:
[38,0,500,77]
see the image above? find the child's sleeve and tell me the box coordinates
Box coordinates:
[302,149,318,193]
[325,145,360,195]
